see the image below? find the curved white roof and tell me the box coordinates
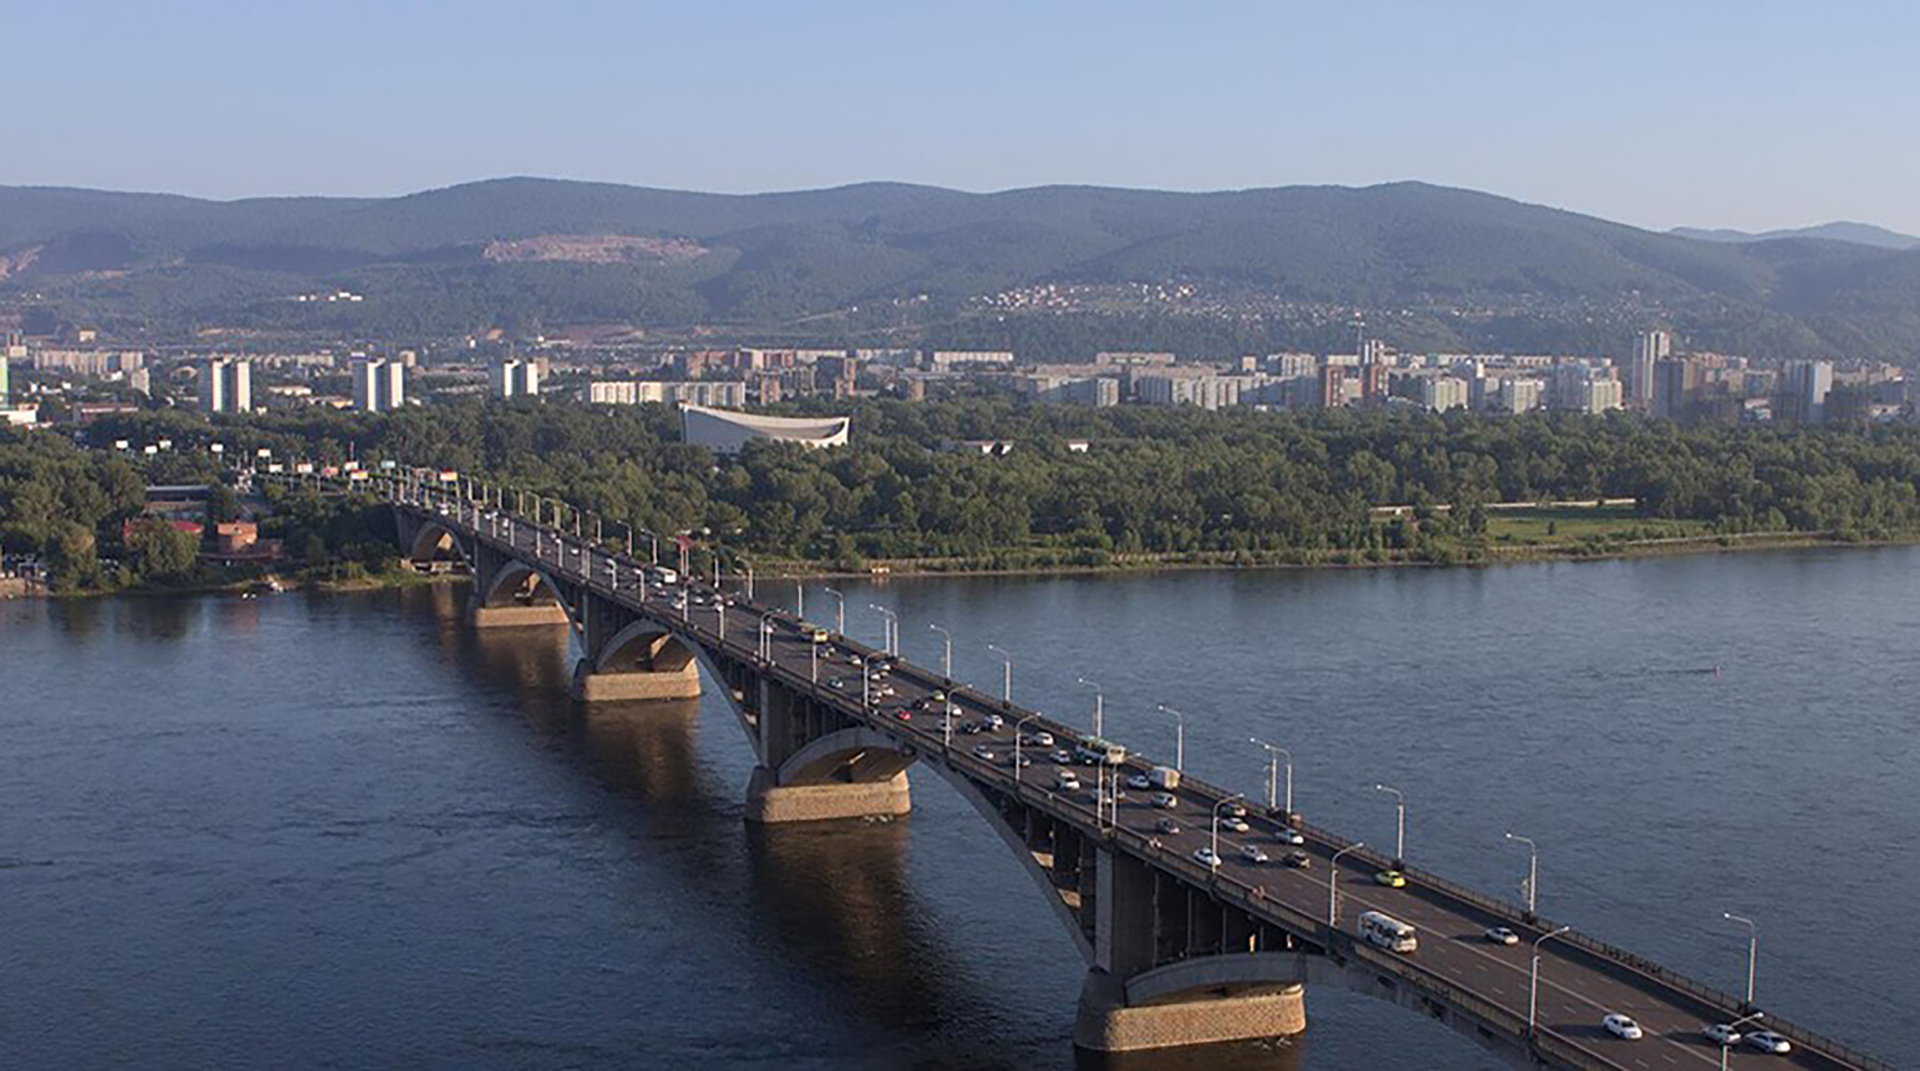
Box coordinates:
[681,404,850,454]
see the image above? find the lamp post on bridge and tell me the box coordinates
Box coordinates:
[1155,704,1185,772]
[1209,794,1244,871]
[1251,738,1292,815]
[759,612,777,662]
[1528,925,1574,1037]
[1328,842,1366,925]
[1717,1012,1765,1071]
[1724,912,1758,1008]
[928,623,953,680]
[1077,677,1104,738]
[1373,783,1406,865]
[1506,833,1539,918]
[869,604,897,656]
[1013,713,1042,786]
[986,644,1012,703]
[794,581,804,621]
[823,587,846,635]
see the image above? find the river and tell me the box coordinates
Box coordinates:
[3,549,1915,1070]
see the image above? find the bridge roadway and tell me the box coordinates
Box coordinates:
[412,495,1886,1071]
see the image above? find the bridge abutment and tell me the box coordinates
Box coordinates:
[743,766,912,823]
[470,600,572,628]
[1073,969,1306,1052]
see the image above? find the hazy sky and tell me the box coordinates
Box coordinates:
[4,0,1916,233]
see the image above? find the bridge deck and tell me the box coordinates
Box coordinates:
[402,496,1890,1071]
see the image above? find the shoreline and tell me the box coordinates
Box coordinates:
[24,530,1919,599]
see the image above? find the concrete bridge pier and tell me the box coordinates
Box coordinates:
[1073,849,1308,1052]
[742,678,913,823]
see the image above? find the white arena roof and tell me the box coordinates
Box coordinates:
[681,404,850,454]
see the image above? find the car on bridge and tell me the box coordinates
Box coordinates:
[892,708,914,722]
[972,744,997,761]
[1125,773,1153,791]
[1149,791,1177,809]
[1049,749,1074,765]
[1219,816,1251,834]
[1055,771,1081,791]
[1156,817,1180,834]
[1704,1023,1745,1046]
[1603,1013,1644,1040]
[1273,826,1305,846]
[1283,850,1311,869]
[1375,869,1407,888]
[1746,1031,1793,1055]
[1485,926,1520,946]
[1240,845,1270,864]
[1019,730,1055,747]
[1193,847,1222,868]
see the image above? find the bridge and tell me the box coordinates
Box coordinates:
[379,474,1888,1068]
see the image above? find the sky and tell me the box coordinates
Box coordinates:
[3,0,1917,234]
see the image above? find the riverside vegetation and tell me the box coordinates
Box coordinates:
[11,397,1920,590]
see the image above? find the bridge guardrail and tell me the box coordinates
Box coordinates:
[408,495,1895,1071]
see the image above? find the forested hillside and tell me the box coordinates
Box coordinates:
[6,179,1920,359]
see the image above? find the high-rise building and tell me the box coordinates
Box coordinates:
[492,359,541,399]
[1652,357,1699,421]
[1629,330,1671,410]
[1419,376,1469,412]
[1783,360,1834,424]
[1494,377,1544,413]
[353,359,406,412]
[198,359,253,414]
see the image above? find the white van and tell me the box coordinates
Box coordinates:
[1359,911,1418,953]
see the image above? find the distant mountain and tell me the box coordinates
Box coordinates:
[4,178,1919,361]
[1671,221,1920,251]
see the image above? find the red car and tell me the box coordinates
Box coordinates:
[893,708,914,722]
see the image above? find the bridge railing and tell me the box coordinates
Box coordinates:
[403,495,1894,1071]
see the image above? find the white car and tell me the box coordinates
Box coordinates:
[1240,844,1270,864]
[1273,827,1305,845]
[1193,847,1222,868]
[1149,791,1178,809]
[979,714,1005,731]
[1050,749,1075,765]
[1125,773,1153,791]
[1745,1032,1792,1055]
[1485,926,1520,946]
[1602,1014,1643,1040]
[1020,731,1055,748]
[1220,817,1251,834]
[1055,773,1081,791]
[1703,1024,1744,1047]
[972,745,996,761]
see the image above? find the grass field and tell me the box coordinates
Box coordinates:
[1483,505,1710,546]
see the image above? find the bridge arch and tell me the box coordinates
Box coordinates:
[408,521,470,568]
[775,726,919,787]
[594,619,699,676]
[478,560,579,630]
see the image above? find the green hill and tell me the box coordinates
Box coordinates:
[3,178,1917,360]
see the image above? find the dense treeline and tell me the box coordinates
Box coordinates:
[63,399,1920,572]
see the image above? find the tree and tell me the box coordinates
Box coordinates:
[205,483,242,526]
[127,518,201,584]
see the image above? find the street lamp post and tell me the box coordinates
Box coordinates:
[1014,713,1042,784]
[1251,738,1292,814]
[1724,912,1758,1007]
[1718,1012,1766,1071]
[869,604,898,656]
[1077,677,1104,738]
[1373,783,1406,863]
[1155,704,1186,772]
[1328,842,1366,924]
[824,587,846,635]
[795,581,805,620]
[760,612,777,661]
[928,624,953,680]
[1210,794,1245,869]
[1506,833,1539,917]
[1529,926,1574,1036]
[986,644,1012,702]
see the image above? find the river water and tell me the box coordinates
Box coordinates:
[3,549,1915,1070]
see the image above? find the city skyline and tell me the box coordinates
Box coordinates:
[4,1,1920,233]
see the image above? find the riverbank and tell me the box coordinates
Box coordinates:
[735,528,1920,581]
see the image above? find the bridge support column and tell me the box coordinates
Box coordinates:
[1073,970,1306,1052]
[743,767,911,824]
[570,657,701,702]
